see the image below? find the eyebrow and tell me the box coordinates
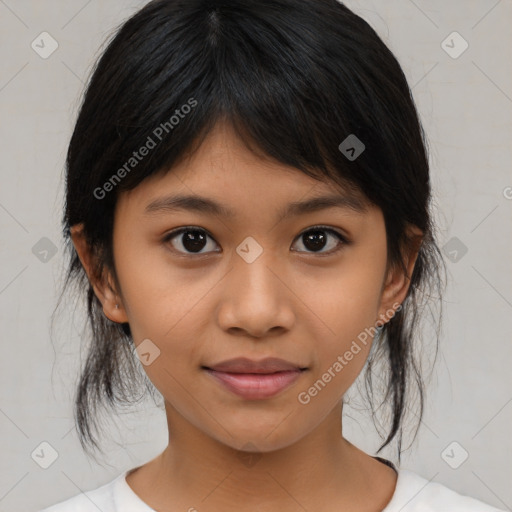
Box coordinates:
[144,192,369,221]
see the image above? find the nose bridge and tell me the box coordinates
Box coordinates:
[232,236,281,301]
[218,236,293,335]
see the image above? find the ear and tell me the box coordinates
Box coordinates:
[70,223,129,324]
[376,224,423,326]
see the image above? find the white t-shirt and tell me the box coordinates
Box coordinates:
[38,467,506,512]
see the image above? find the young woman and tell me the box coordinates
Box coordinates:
[40,0,504,510]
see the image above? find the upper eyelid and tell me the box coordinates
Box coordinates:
[164,224,347,238]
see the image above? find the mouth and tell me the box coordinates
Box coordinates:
[201,356,308,400]
[202,356,308,374]
[202,367,307,400]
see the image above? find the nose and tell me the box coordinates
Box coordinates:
[216,248,295,338]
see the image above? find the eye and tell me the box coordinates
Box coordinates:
[291,225,349,256]
[162,225,349,257]
[162,227,219,256]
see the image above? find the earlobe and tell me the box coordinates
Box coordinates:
[70,224,129,324]
[101,299,128,324]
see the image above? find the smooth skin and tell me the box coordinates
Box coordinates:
[71,120,422,512]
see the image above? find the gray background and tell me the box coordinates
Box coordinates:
[0,0,511,511]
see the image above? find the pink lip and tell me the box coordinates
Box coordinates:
[204,369,304,400]
[204,356,306,374]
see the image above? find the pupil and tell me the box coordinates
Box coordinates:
[183,230,206,252]
[304,230,326,251]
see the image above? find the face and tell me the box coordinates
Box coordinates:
[73,121,417,453]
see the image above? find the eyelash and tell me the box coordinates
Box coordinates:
[161,225,350,258]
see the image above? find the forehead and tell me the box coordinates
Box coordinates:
[116,120,373,219]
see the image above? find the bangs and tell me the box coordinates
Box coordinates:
[66,0,423,233]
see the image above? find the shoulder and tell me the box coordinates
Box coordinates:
[384,469,506,512]
[37,473,123,512]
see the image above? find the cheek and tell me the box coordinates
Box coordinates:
[114,238,191,332]
[300,257,385,391]
[304,260,384,343]
[114,243,214,377]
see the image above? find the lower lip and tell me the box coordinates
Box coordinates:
[204,369,304,400]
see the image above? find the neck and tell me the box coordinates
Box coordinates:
[126,401,397,512]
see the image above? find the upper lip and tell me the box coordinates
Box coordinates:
[203,357,307,374]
